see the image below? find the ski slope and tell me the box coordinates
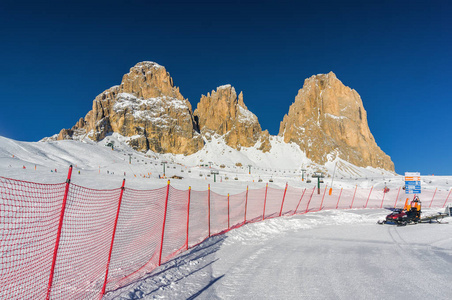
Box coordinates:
[102,209,452,300]
[1,135,451,299]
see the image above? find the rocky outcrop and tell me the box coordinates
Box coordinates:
[194,85,270,151]
[49,61,393,171]
[56,62,203,155]
[279,72,394,171]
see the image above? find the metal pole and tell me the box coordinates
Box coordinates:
[319,185,328,211]
[330,162,337,195]
[443,188,452,208]
[365,186,373,209]
[294,188,307,215]
[394,187,401,208]
[101,179,126,295]
[208,184,211,237]
[350,185,357,209]
[158,180,170,266]
[380,189,386,209]
[305,187,316,213]
[46,165,73,300]
[227,193,230,230]
[262,183,268,221]
[279,183,288,217]
[244,186,249,224]
[317,177,320,194]
[429,188,437,208]
[335,188,343,209]
[186,187,191,250]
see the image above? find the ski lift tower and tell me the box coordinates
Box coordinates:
[248,165,252,175]
[162,161,168,178]
[301,169,307,181]
[312,172,325,194]
[211,170,219,183]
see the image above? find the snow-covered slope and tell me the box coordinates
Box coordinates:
[0,134,401,192]
[103,209,452,299]
[1,134,451,299]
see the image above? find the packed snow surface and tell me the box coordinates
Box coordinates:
[102,209,452,300]
[1,135,451,299]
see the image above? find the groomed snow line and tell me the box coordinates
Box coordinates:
[1,166,451,299]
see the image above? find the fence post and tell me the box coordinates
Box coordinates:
[350,185,357,209]
[101,178,126,295]
[208,184,211,237]
[364,186,373,208]
[305,187,316,213]
[186,187,191,250]
[380,189,386,209]
[319,185,328,211]
[227,193,230,230]
[443,188,452,208]
[429,188,437,208]
[244,186,249,224]
[279,183,288,217]
[262,183,268,220]
[393,187,401,208]
[158,180,171,266]
[294,188,307,215]
[335,188,343,209]
[46,165,73,300]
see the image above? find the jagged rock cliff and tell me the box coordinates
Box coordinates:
[279,72,394,171]
[50,62,393,171]
[194,85,271,151]
[56,62,203,155]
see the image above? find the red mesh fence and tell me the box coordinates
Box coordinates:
[49,184,120,300]
[246,187,266,223]
[229,191,246,228]
[322,188,341,210]
[210,190,229,235]
[306,187,326,213]
[264,187,285,219]
[105,186,167,292]
[1,169,451,300]
[0,177,65,300]
[282,186,304,215]
[160,186,189,265]
[188,190,209,247]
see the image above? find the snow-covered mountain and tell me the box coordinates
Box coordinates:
[1,133,401,193]
[43,61,394,172]
[279,72,394,171]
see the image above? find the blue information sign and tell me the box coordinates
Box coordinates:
[405,172,421,194]
[405,181,421,194]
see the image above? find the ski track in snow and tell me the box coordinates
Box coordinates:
[104,210,452,300]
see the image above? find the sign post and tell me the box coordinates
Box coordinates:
[405,172,421,194]
[312,172,325,194]
[211,170,219,183]
[301,169,307,181]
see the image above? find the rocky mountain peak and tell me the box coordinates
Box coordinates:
[119,61,185,101]
[194,85,270,151]
[279,72,394,171]
[53,61,203,155]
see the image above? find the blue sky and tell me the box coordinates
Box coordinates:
[0,0,450,175]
